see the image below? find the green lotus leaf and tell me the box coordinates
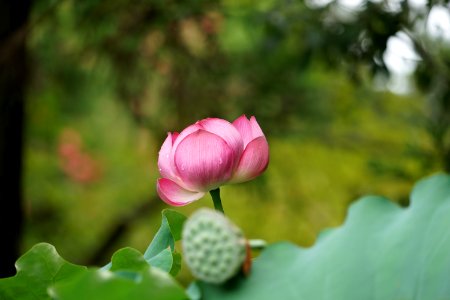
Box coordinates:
[200,174,450,300]
[144,209,186,259]
[0,243,86,300]
[102,209,186,275]
[51,247,187,300]
[143,209,186,276]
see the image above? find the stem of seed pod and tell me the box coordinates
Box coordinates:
[249,239,267,250]
[210,188,224,214]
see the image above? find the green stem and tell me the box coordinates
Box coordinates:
[210,188,224,214]
[249,239,267,250]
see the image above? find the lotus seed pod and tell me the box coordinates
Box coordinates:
[182,208,247,284]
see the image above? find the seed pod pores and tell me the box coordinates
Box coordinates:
[182,208,247,284]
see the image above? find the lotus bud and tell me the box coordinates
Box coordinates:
[156,115,269,206]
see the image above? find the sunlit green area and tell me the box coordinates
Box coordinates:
[22,0,448,284]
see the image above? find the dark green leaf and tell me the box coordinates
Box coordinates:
[102,209,186,273]
[148,248,173,273]
[50,266,187,300]
[144,209,187,260]
[0,243,86,300]
[51,247,186,299]
[110,247,148,272]
[170,251,182,277]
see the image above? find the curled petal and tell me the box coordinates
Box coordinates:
[231,136,269,183]
[249,116,264,138]
[157,178,205,206]
[232,115,253,147]
[174,130,234,191]
[198,118,243,166]
[157,133,178,181]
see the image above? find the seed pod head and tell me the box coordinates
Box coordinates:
[182,208,247,284]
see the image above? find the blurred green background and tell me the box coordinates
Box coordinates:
[4,0,450,283]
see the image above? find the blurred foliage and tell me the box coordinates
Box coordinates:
[23,0,447,284]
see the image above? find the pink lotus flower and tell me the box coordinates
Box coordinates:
[157,115,269,206]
